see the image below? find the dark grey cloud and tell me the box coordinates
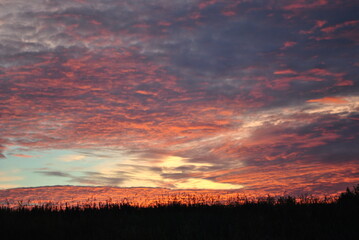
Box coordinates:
[35,171,71,177]
[236,114,359,166]
[1,0,357,107]
[35,170,126,186]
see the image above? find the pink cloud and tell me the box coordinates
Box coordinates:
[316,20,327,28]
[222,10,236,17]
[198,0,218,10]
[321,20,359,33]
[283,0,328,10]
[273,69,297,75]
[281,41,297,49]
[11,154,34,158]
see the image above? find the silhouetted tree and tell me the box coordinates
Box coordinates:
[338,184,359,205]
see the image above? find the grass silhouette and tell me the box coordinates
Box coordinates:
[0,185,358,240]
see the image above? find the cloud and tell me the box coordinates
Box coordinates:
[34,170,125,186]
[0,0,358,193]
[0,184,21,189]
[171,178,243,190]
[282,0,328,10]
[321,20,359,33]
[307,97,348,104]
[0,185,247,207]
[11,154,34,158]
[0,143,7,159]
[34,171,72,178]
[59,154,86,162]
[0,172,23,182]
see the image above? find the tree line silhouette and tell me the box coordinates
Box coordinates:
[0,184,358,240]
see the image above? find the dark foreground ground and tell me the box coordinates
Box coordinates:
[1,187,358,240]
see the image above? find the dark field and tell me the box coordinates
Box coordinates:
[1,186,358,240]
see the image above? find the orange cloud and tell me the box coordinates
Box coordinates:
[212,161,359,196]
[307,97,348,104]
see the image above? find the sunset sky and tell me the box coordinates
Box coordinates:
[0,0,358,196]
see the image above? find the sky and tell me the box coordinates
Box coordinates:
[0,0,358,196]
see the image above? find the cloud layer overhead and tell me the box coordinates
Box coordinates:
[0,0,358,196]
